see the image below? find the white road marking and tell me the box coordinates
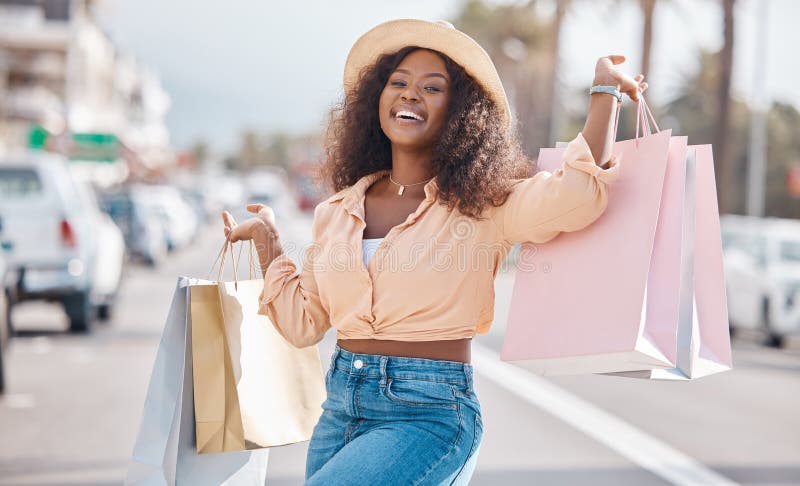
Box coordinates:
[472,343,739,486]
[1,393,36,409]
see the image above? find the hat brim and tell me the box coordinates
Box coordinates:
[343,19,511,128]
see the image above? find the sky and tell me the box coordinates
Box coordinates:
[95,0,800,153]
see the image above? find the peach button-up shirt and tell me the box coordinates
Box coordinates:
[258,132,620,348]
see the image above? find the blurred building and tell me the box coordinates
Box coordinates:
[0,0,171,178]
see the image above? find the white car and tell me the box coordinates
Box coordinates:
[722,215,800,347]
[72,179,126,320]
[130,184,198,252]
[0,153,124,332]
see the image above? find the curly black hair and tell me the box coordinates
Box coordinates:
[318,45,533,219]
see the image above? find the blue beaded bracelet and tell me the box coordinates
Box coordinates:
[589,85,622,103]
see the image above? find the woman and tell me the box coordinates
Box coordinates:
[222,19,647,485]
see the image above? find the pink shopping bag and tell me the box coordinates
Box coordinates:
[604,145,733,379]
[500,97,691,375]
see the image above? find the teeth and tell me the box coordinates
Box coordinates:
[396,110,424,121]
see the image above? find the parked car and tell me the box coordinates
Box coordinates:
[0,152,123,332]
[99,189,168,267]
[130,184,198,252]
[0,224,11,394]
[0,255,9,394]
[722,215,800,347]
[71,179,126,321]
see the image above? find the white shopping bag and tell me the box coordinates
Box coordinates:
[125,277,269,485]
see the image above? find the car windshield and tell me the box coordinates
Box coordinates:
[0,168,42,198]
[780,240,800,263]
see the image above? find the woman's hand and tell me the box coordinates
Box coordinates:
[593,55,649,102]
[222,204,284,274]
[222,203,279,242]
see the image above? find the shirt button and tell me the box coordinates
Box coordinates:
[353,359,364,369]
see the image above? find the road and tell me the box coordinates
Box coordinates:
[0,220,798,486]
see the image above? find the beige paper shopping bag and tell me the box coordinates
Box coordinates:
[190,239,325,453]
[190,283,246,453]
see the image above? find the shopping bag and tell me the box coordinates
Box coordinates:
[190,282,245,453]
[125,277,268,486]
[603,145,733,379]
[500,97,680,375]
[501,97,733,379]
[190,240,326,453]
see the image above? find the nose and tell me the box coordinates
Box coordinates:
[400,84,419,103]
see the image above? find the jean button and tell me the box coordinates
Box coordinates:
[353,359,364,369]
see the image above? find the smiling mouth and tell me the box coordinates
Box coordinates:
[393,109,426,123]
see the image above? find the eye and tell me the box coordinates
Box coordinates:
[425,86,442,93]
[391,81,406,87]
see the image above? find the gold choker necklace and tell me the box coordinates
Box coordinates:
[388,173,434,196]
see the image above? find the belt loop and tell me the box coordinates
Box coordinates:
[464,363,474,393]
[379,355,389,386]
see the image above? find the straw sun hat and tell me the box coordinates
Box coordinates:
[343,18,512,128]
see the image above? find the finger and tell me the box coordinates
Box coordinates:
[228,224,247,243]
[258,206,276,225]
[607,54,626,65]
[635,74,644,81]
[247,203,266,214]
[222,210,237,229]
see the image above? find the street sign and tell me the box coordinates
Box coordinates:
[70,132,119,162]
[26,125,120,163]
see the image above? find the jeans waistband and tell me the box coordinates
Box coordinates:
[329,344,474,388]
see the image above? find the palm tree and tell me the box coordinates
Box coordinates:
[545,0,571,146]
[453,0,552,156]
[714,0,736,214]
[639,0,657,78]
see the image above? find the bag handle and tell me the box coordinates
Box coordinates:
[634,95,660,148]
[207,234,259,288]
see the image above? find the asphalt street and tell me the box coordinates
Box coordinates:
[0,220,798,486]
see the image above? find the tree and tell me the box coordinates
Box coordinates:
[639,0,657,79]
[545,0,571,146]
[452,0,557,156]
[714,0,736,214]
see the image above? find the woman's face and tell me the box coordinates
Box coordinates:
[378,49,451,151]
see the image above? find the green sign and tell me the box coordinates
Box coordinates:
[28,125,49,150]
[27,126,121,163]
[70,132,119,162]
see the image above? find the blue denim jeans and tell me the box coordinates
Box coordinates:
[305,344,483,485]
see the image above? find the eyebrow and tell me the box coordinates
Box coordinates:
[393,69,449,82]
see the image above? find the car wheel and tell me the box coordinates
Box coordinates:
[64,292,92,333]
[97,302,113,322]
[765,332,786,348]
[761,298,787,348]
[0,345,5,394]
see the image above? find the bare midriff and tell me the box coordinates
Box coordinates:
[337,338,472,363]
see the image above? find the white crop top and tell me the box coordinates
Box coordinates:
[362,237,383,267]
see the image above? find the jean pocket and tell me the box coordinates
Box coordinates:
[381,377,458,409]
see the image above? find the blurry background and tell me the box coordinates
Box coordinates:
[0,0,798,485]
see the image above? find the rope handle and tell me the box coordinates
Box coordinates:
[206,234,260,289]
